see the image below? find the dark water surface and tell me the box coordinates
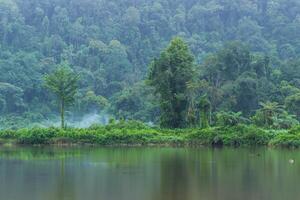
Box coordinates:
[0,147,299,200]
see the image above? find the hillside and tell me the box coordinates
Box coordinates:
[1,0,300,128]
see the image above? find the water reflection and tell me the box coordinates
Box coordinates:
[158,151,190,200]
[0,147,299,200]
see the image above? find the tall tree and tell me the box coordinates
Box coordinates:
[44,63,79,128]
[199,95,211,129]
[148,37,195,128]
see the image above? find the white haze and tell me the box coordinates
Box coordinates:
[42,113,110,128]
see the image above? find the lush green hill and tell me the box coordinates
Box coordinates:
[1,0,300,129]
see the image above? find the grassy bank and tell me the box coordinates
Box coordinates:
[0,121,300,148]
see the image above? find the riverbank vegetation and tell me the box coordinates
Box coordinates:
[0,120,300,148]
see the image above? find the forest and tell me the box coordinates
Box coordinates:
[1,0,300,138]
[3,2,300,200]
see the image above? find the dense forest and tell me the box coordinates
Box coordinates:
[2,0,300,129]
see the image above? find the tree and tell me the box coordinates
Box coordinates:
[111,82,159,123]
[0,82,24,114]
[148,37,195,128]
[200,42,258,113]
[186,80,208,127]
[3,0,300,129]
[216,111,249,127]
[254,101,284,127]
[272,111,299,129]
[235,74,258,116]
[199,95,211,129]
[285,93,300,120]
[44,64,79,128]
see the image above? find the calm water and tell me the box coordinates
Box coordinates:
[0,147,299,200]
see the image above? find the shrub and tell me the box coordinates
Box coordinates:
[0,121,299,148]
[270,133,300,148]
[17,128,59,144]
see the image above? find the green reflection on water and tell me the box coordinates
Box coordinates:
[0,147,299,200]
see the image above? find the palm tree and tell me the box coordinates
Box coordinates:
[258,101,284,127]
[216,111,249,126]
[44,64,79,128]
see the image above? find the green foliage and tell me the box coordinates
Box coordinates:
[0,114,42,130]
[199,95,211,129]
[187,124,273,146]
[1,0,300,131]
[74,90,109,114]
[0,121,184,146]
[0,121,299,148]
[0,82,24,114]
[285,93,300,120]
[252,101,299,129]
[252,102,284,127]
[148,37,195,128]
[216,111,249,127]
[110,82,159,122]
[44,64,79,128]
[235,74,258,116]
[44,64,79,106]
[272,112,299,129]
[270,132,300,148]
[17,127,60,145]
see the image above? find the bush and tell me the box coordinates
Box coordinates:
[186,124,271,147]
[0,121,299,148]
[17,127,59,144]
[270,133,300,148]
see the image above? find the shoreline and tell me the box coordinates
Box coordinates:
[0,136,297,149]
[1,122,300,148]
[0,141,294,149]
[0,140,276,148]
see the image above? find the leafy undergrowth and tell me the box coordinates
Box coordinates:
[186,124,273,146]
[1,121,300,148]
[269,126,300,148]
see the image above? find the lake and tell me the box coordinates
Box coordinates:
[0,147,299,200]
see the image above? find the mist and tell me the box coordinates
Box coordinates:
[42,113,110,128]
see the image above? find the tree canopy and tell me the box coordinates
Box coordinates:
[44,64,79,128]
[148,37,195,128]
[1,0,300,129]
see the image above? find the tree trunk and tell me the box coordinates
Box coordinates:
[60,100,65,129]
